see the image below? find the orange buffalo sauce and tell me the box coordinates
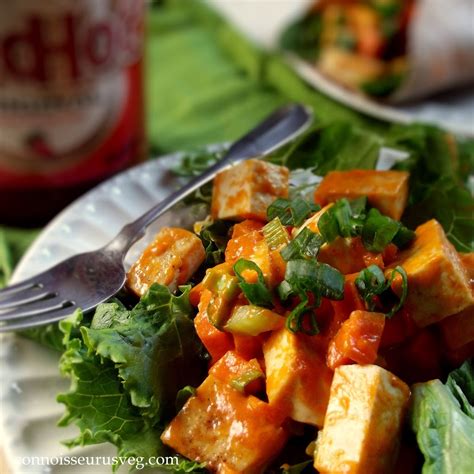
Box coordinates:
[161,374,287,474]
[327,310,385,369]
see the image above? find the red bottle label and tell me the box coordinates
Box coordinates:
[0,0,145,189]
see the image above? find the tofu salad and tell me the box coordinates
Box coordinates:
[48,123,473,474]
[123,160,473,473]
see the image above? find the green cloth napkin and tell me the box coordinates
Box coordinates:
[0,0,386,283]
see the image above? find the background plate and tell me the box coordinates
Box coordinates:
[209,0,474,137]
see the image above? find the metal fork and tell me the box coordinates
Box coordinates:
[0,104,313,332]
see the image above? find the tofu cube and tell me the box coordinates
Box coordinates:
[314,364,410,474]
[388,220,474,327]
[440,307,474,351]
[127,227,205,296]
[439,252,474,350]
[263,328,333,427]
[161,374,286,474]
[314,170,409,220]
[460,252,474,281]
[211,159,289,221]
[318,236,383,275]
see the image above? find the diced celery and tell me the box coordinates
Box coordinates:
[263,217,290,251]
[224,305,284,336]
[230,367,264,393]
[202,266,235,292]
[202,267,240,328]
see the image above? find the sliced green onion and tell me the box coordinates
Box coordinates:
[318,198,366,243]
[385,266,408,318]
[392,225,416,249]
[333,199,355,237]
[318,208,339,243]
[230,368,264,393]
[277,280,293,301]
[355,264,409,318]
[263,217,290,250]
[175,385,196,411]
[224,305,283,336]
[362,208,401,252]
[233,259,273,308]
[285,260,345,301]
[349,196,368,216]
[280,227,324,261]
[278,260,344,335]
[285,299,319,336]
[267,197,319,227]
[315,198,414,253]
[355,264,387,311]
[361,208,414,253]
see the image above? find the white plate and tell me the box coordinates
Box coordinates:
[209,0,474,137]
[0,150,221,474]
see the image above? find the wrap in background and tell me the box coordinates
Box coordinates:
[393,0,474,102]
[281,0,474,103]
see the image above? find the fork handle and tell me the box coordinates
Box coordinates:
[106,104,313,255]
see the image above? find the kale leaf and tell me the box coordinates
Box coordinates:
[57,285,207,470]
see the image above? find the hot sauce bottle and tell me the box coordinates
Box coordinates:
[0,0,146,226]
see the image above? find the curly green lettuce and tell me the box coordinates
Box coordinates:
[57,284,207,471]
